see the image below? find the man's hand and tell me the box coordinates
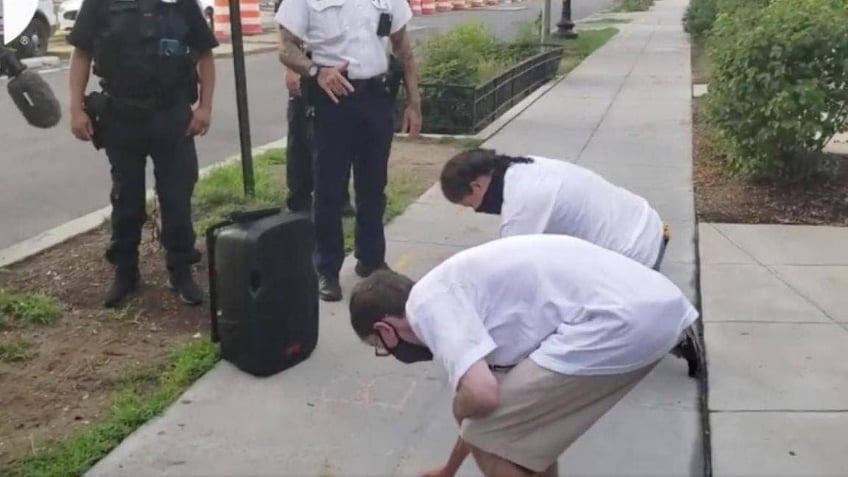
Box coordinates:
[418,466,453,477]
[187,106,212,136]
[70,108,93,141]
[402,102,422,137]
[317,64,355,103]
[285,69,302,97]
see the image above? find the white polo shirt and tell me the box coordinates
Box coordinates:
[499,156,665,268]
[406,234,699,390]
[276,0,413,79]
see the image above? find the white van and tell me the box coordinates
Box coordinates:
[0,0,58,58]
[59,0,215,40]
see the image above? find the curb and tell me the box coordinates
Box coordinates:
[0,138,286,270]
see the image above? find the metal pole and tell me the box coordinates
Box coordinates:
[553,0,578,39]
[228,0,255,197]
[542,0,552,43]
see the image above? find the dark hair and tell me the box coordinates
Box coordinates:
[349,270,415,339]
[439,148,534,203]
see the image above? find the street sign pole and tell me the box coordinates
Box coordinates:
[542,0,551,43]
[228,0,255,197]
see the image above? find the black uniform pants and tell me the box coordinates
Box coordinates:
[285,92,351,211]
[101,100,200,269]
[312,77,394,277]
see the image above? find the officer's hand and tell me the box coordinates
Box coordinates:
[285,70,301,97]
[70,108,93,142]
[402,103,422,138]
[317,63,355,104]
[187,106,212,137]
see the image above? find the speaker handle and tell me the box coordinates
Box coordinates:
[205,218,235,343]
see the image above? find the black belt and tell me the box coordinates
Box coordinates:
[488,364,516,372]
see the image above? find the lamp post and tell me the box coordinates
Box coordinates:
[553,0,578,39]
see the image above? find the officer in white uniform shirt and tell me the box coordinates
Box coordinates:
[349,234,700,477]
[276,0,422,302]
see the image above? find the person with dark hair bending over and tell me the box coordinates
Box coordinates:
[348,234,701,477]
[439,148,702,377]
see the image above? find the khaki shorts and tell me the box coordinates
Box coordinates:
[460,359,658,473]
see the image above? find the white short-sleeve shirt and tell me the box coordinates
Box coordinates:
[276,0,412,79]
[499,156,665,268]
[405,234,699,390]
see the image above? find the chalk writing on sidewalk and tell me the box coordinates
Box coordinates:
[318,377,418,412]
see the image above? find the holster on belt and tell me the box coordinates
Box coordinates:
[83,91,110,150]
[387,54,404,100]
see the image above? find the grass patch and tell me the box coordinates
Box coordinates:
[554,27,619,75]
[579,17,632,25]
[0,338,34,362]
[613,0,655,11]
[8,339,219,477]
[192,143,443,254]
[191,148,287,235]
[0,290,61,326]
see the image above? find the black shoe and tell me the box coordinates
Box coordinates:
[354,261,389,278]
[671,326,703,378]
[167,266,204,306]
[342,201,355,217]
[318,275,342,302]
[104,265,140,308]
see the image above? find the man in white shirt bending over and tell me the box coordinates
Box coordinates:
[349,234,700,477]
[439,148,701,377]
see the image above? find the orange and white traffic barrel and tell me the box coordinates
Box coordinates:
[240,0,263,36]
[436,0,453,12]
[213,0,230,41]
[421,0,436,14]
[410,0,423,15]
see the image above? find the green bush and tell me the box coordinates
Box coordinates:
[684,0,717,38]
[705,0,848,180]
[414,21,546,134]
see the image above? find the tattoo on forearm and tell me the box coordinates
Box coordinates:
[277,27,312,76]
[391,28,420,106]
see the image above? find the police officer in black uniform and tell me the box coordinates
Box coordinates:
[67,0,219,308]
[275,0,354,216]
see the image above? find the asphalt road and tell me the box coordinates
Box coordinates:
[0,0,614,251]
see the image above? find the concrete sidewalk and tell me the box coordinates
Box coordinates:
[86,1,703,475]
[700,224,848,476]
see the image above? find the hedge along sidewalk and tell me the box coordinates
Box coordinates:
[1,138,469,477]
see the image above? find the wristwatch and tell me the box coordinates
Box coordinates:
[308,63,320,78]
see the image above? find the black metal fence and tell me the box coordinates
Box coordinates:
[395,45,565,135]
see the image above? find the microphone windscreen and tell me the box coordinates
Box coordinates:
[7,69,62,129]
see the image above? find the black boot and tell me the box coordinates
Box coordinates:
[167,265,204,306]
[318,275,342,302]
[354,261,389,278]
[104,265,140,308]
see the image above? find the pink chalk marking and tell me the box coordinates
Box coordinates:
[319,378,417,412]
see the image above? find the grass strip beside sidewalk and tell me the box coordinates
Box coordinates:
[557,27,619,75]
[11,340,219,477]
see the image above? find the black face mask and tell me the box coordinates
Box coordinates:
[474,165,507,215]
[390,339,434,363]
[379,333,434,364]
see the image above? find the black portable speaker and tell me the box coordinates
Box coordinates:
[206,207,319,377]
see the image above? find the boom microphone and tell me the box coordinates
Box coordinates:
[1,47,62,128]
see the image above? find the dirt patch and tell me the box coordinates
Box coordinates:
[692,102,848,225]
[0,138,465,468]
